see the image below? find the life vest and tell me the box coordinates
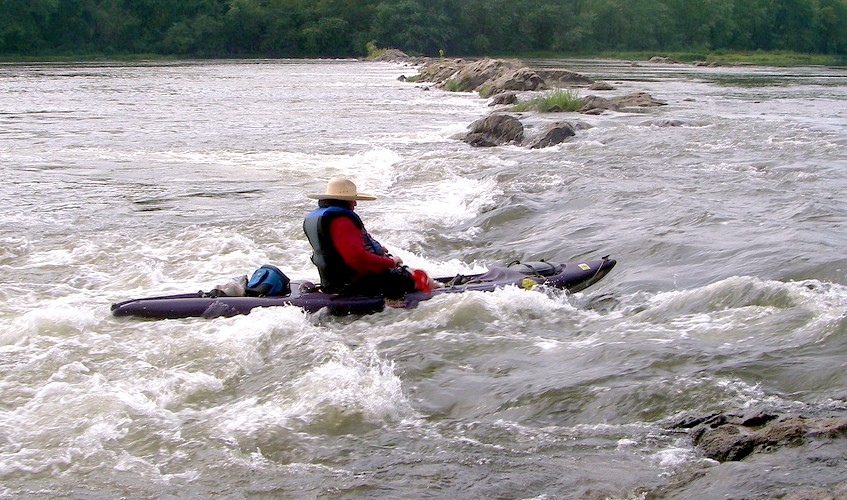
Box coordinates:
[303,206,385,292]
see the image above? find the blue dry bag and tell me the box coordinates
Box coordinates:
[245,264,291,297]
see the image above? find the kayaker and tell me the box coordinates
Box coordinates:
[303,176,436,298]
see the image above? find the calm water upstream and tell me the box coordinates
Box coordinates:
[1,58,846,498]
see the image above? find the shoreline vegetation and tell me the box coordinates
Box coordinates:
[2,1,845,62]
[2,50,844,67]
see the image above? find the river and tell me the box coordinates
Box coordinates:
[1,58,846,498]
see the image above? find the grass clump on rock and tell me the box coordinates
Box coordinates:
[445,77,476,92]
[365,40,385,58]
[513,89,582,112]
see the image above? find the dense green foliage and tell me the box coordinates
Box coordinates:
[2,0,846,58]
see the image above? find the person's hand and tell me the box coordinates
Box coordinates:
[391,255,403,267]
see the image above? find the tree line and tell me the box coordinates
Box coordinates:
[2,0,846,58]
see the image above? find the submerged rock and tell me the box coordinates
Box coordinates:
[674,410,847,463]
[639,118,696,127]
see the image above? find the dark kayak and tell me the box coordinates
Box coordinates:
[111,257,616,319]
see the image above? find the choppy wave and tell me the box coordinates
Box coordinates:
[2,59,847,497]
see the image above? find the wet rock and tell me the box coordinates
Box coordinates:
[681,410,847,463]
[695,424,757,461]
[739,409,779,427]
[368,48,412,62]
[579,92,667,114]
[588,81,615,91]
[462,114,524,147]
[639,119,695,127]
[525,121,576,149]
[755,416,808,451]
[483,67,545,96]
[809,417,847,438]
[450,58,524,93]
[533,69,594,87]
[670,411,724,429]
[407,57,593,97]
[413,58,467,85]
[786,482,847,500]
[650,56,678,64]
[489,92,518,106]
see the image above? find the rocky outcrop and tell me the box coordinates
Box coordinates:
[406,57,594,97]
[672,410,847,462]
[462,114,525,147]
[650,56,679,64]
[484,67,545,96]
[648,55,720,67]
[400,56,667,148]
[579,92,667,114]
[461,115,578,149]
[526,121,576,149]
[533,69,594,87]
[367,48,413,62]
[488,92,518,106]
[449,59,527,95]
[588,81,615,91]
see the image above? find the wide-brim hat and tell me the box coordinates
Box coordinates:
[307,176,377,201]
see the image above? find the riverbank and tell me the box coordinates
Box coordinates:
[2,50,844,66]
[513,50,847,67]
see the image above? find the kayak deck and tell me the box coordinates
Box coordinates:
[111,257,616,319]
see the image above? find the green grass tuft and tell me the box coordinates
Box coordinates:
[365,40,385,59]
[512,89,582,112]
[445,77,475,92]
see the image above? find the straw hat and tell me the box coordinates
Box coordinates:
[307,176,376,201]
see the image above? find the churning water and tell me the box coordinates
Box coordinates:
[1,58,846,498]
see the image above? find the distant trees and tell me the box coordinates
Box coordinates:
[1,0,846,57]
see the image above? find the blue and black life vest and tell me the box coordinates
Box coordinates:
[303,204,385,293]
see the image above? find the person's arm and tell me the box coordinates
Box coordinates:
[330,217,397,274]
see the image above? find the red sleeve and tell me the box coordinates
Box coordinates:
[329,216,396,275]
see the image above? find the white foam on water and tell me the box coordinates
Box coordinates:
[4,295,100,346]
[290,347,414,422]
[146,307,419,447]
[2,59,844,497]
[612,275,847,342]
[652,446,700,470]
[0,362,180,478]
[367,172,503,255]
[391,285,585,344]
[0,305,335,481]
[299,147,401,196]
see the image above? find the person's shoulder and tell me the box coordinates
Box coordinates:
[330,214,359,229]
